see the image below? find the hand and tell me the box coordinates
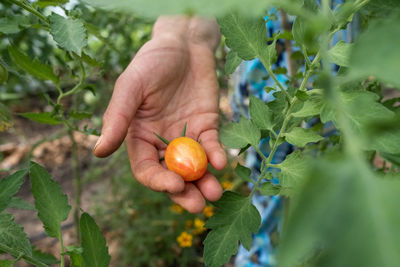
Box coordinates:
[94,16,227,213]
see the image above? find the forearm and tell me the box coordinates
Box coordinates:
[152,16,221,52]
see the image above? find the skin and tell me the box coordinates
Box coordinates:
[93,16,226,213]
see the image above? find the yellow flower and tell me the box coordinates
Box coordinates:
[221,181,233,190]
[203,206,214,218]
[170,204,183,214]
[193,218,206,235]
[177,232,193,248]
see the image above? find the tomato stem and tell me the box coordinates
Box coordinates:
[153,132,170,145]
[181,122,187,137]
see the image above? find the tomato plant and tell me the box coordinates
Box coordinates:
[165,137,208,182]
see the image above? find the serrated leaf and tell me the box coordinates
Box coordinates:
[0,169,27,213]
[19,112,62,125]
[32,248,59,264]
[249,95,274,131]
[284,127,323,147]
[7,197,36,211]
[0,211,32,256]
[219,13,267,61]
[8,46,58,84]
[204,191,261,267]
[219,118,260,148]
[259,182,281,196]
[30,162,71,238]
[225,50,242,75]
[350,15,400,88]
[327,41,352,67]
[292,89,323,117]
[234,163,253,183]
[321,91,400,154]
[277,151,310,196]
[80,212,110,267]
[49,13,87,56]
[0,61,8,85]
[0,15,30,34]
[379,152,400,167]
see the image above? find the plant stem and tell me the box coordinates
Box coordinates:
[260,57,292,102]
[249,52,321,198]
[69,129,82,242]
[7,0,48,24]
[0,244,48,267]
[58,232,65,267]
[57,60,86,105]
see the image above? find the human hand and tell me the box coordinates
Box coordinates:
[94,16,226,213]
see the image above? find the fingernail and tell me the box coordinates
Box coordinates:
[93,135,103,152]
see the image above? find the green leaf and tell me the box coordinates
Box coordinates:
[0,260,13,267]
[80,212,111,267]
[0,169,27,213]
[218,13,267,61]
[69,110,93,120]
[8,46,59,84]
[225,50,242,75]
[19,112,62,125]
[350,15,400,88]
[7,197,36,211]
[292,89,323,118]
[234,163,253,183]
[277,151,310,196]
[249,95,274,131]
[219,117,261,149]
[30,162,71,238]
[0,61,8,85]
[0,102,12,131]
[0,211,32,256]
[379,152,400,167]
[204,191,261,267]
[66,246,83,267]
[327,41,352,67]
[259,182,281,196]
[32,248,59,264]
[49,13,88,56]
[36,0,68,8]
[86,0,274,18]
[279,156,400,267]
[0,15,30,34]
[284,127,323,147]
[321,91,400,154]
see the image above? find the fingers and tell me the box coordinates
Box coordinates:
[168,183,206,213]
[199,129,227,170]
[127,137,185,194]
[94,69,143,158]
[195,172,223,202]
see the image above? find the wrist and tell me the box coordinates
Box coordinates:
[152,16,221,52]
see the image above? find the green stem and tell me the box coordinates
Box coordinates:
[0,244,48,267]
[69,129,82,242]
[59,232,65,267]
[57,60,86,105]
[7,0,48,24]
[260,57,292,102]
[249,52,321,198]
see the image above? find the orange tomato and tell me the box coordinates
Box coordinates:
[165,137,208,182]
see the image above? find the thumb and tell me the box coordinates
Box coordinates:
[94,70,143,157]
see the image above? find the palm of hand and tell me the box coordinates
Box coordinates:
[95,36,226,213]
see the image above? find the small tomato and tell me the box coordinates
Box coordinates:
[164,137,208,182]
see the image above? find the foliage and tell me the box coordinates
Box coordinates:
[1,0,400,266]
